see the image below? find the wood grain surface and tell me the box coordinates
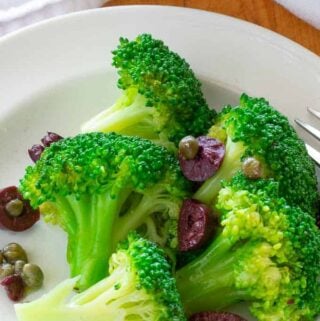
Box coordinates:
[104,0,320,56]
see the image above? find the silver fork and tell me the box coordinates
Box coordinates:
[295,108,320,166]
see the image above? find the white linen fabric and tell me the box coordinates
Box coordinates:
[275,0,320,30]
[0,0,105,36]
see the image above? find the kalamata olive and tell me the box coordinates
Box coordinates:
[179,136,199,160]
[14,260,26,274]
[0,186,40,231]
[3,243,28,264]
[28,144,44,163]
[0,263,15,280]
[41,131,63,147]
[179,136,225,182]
[5,199,24,217]
[189,312,247,321]
[1,274,25,301]
[178,199,216,252]
[242,157,262,179]
[21,263,44,289]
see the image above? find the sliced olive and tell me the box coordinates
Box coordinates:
[179,136,199,160]
[3,243,28,264]
[22,263,44,289]
[0,186,40,231]
[0,263,15,280]
[242,157,262,179]
[28,144,45,163]
[41,132,63,147]
[5,199,24,217]
[1,274,25,301]
[189,311,247,321]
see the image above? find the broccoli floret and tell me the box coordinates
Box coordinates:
[81,34,215,149]
[194,93,319,216]
[15,232,186,321]
[176,173,320,320]
[19,132,191,291]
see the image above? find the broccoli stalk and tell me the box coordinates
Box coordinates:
[194,94,319,216]
[20,132,191,291]
[176,173,320,320]
[15,232,187,321]
[81,34,215,148]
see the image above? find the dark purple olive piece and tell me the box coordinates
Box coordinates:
[1,274,25,301]
[28,144,45,163]
[178,199,216,252]
[41,132,63,147]
[190,312,247,321]
[179,136,225,182]
[0,186,40,232]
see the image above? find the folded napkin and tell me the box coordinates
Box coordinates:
[275,0,320,29]
[0,0,105,36]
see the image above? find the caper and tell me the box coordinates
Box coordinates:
[0,263,14,280]
[14,260,26,274]
[0,251,4,264]
[3,243,28,264]
[242,157,262,179]
[5,199,24,217]
[179,136,199,160]
[21,263,44,289]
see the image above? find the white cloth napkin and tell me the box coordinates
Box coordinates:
[275,0,320,30]
[0,0,105,36]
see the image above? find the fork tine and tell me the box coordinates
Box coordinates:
[308,107,320,120]
[305,143,320,166]
[295,119,320,141]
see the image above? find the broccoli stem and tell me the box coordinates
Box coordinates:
[176,235,253,314]
[55,190,133,292]
[194,138,245,205]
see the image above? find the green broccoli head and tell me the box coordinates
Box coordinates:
[81,34,215,149]
[177,173,320,320]
[15,232,186,321]
[194,93,319,216]
[20,132,191,291]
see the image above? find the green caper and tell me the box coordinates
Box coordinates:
[0,251,4,264]
[5,199,24,217]
[242,157,262,179]
[21,263,44,289]
[0,263,14,280]
[3,243,28,264]
[179,136,199,160]
[14,260,26,274]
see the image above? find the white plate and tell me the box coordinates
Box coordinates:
[0,5,319,321]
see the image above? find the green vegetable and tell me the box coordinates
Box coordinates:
[81,34,215,149]
[176,173,320,320]
[15,232,186,321]
[194,94,319,216]
[19,132,191,291]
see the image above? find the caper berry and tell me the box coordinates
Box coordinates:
[21,263,44,289]
[14,260,26,274]
[242,157,262,179]
[0,263,14,280]
[5,199,24,217]
[3,243,28,264]
[179,136,199,160]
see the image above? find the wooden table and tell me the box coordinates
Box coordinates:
[104,0,320,56]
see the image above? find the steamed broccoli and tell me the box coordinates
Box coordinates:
[15,232,186,321]
[176,173,320,320]
[194,94,318,216]
[81,34,215,149]
[19,132,191,291]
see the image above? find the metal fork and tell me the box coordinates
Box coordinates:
[295,108,320,166]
